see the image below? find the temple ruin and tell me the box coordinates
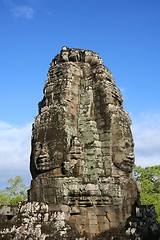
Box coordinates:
[0,47,159,239]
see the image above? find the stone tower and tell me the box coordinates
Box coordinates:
[28,47,138,237]
[1,47,160,240]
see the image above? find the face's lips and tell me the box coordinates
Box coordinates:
[126,152,134,159]
[36,155,55,168]
[36,156,48,166]
[124,158,134,167]
[36,158,51,171]
[123,153,134,163]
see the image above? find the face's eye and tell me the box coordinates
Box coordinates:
[47,142,54,150]
[35,142,42,151]
[125,142,130,148]
[119,145,125,150]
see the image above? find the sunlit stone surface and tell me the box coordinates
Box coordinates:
[1,47,159,239]
[29,47,138,236]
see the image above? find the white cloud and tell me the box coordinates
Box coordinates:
[3,0,34,19]
[132,112,160,167]
[0,121,32,189]
[11,5,34,19]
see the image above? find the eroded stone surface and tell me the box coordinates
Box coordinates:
[30,47,134,179]
[28,47,138,237]
[0,47,146,239]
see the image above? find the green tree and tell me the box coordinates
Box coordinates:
[134,165,160,222]
[0,191,10,205]
[0,176,28,206]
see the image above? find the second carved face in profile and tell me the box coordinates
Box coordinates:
[112,111,135,173]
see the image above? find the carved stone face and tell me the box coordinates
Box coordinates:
[112,138,134,172]
[33,141,55,172]
[112,113,135,173]
[30,108,66,178]
[31,137,63,176]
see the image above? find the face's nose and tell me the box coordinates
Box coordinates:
[39,145,47,158]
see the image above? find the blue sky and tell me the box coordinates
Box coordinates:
[0,0,160,189]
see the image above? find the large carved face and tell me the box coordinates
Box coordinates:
[30,139,64,177]
[33,141,55,172]
[112,111,135,173]
[30,127,66,180]
[30,107,67,179]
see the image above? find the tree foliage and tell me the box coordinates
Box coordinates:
[134,165,160,222]
[0,176,28,206]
